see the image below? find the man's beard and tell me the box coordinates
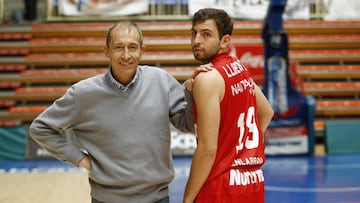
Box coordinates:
[194,54,212,64]
[193,47,220,64]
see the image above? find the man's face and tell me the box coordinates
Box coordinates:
[191,19,221,64]
[105,26,143,76]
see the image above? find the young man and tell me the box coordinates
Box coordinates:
[30,21,201,203]
[183,8,274,203]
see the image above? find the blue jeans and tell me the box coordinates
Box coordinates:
[92,196,170,203]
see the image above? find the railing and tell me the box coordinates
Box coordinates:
[0,0,3,23]
[309,0,331,20]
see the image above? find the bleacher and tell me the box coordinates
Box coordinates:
[0,19,360,141]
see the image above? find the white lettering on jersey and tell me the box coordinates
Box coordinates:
[231,78,256,96]
[235,106,260,153]
[229,169,264,186]
[221,60,247,78]
[231,156,264,167]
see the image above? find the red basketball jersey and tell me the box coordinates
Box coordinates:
[194,53,266,203]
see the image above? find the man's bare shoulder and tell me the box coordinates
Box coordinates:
[193,68,224,95]
[194,68,221,82]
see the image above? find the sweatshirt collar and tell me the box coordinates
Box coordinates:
[108,66,139,93]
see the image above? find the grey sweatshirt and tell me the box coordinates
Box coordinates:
[29,65,194,203]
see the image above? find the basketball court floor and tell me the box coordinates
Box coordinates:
[1,153,360,203]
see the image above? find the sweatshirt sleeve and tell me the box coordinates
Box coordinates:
[167,74,195,134]
[29,86,86,166]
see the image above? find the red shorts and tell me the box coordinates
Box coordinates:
[195,169,265,203]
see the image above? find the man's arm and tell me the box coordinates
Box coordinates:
[29,86,86,166]
[254,84,274,134]
[183,70,224,203]
[170,66,214,134]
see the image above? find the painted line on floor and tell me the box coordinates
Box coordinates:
[266,186,360,193]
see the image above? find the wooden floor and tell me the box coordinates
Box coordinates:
[0,144,331,203]
[0,171,90,203]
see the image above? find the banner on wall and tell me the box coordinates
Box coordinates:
[188,0,310,20]
[322,0,360,20]
[58,0,148,16]
[231,44,264,84]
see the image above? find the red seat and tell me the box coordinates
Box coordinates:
[14,87,68,94]
[0,33,31,40]
[0,121,21,127]
[0,82,22,89]
[314,121,325,132]
[0,48,29,56]
[0,65,27,72]
[0,100,16,107]
[8,106,47,113]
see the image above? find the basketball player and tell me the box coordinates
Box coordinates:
[183,8,274,203]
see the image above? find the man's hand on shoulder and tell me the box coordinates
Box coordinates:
[185,63,214,91]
